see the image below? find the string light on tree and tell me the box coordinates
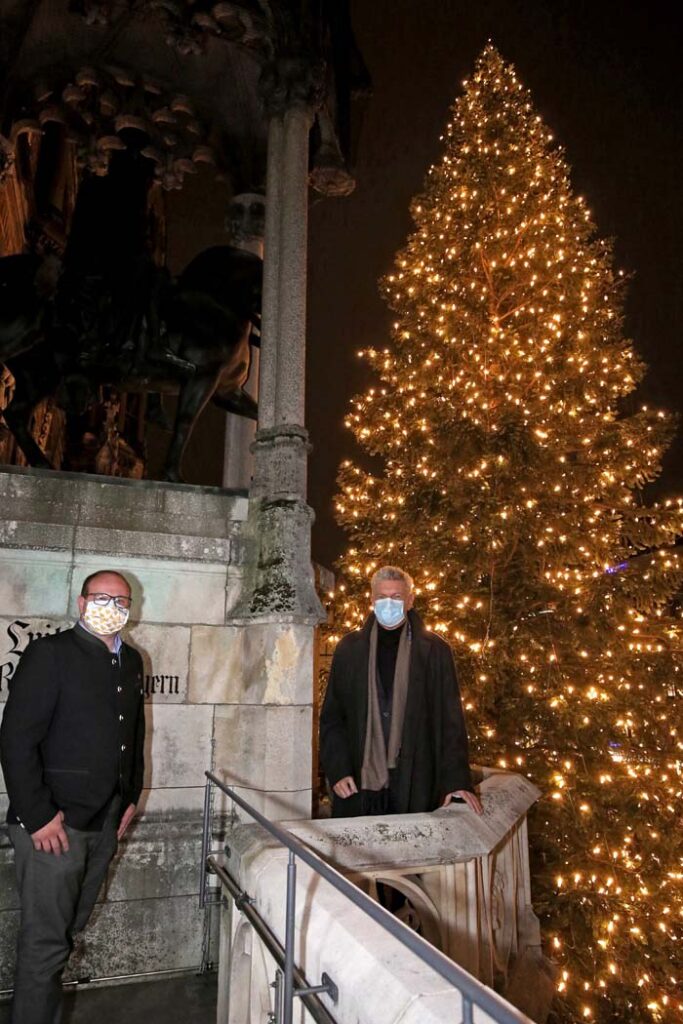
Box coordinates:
[332,45,683,1024]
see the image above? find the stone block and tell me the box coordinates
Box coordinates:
[69,555,228,625]
[0,842,17,912]
[137,787,205,819]
[0,520,75,551]
[0,909,18,988]
[212,704,312,792]
[188,623,313,705]
[0,895,214,990]
[144,704,214,791]
[125,623,190,703]
[215,785,311,823]
[0,467,248,542]
[105,821,204,901]
[0,549,72,618]
[187,626,242,705]
[73,525,231,563]
[63,895,208,981]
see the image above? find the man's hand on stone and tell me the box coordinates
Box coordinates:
[31,811,69,854]
[117,803,137,840]
[333,776,358,799]
[441,790,484,815]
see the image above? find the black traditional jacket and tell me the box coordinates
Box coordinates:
[319,610,473,816]
[0,625,145,832]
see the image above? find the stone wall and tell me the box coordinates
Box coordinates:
[0,466,316,989]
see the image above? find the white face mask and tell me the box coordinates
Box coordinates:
[82,600,130,636]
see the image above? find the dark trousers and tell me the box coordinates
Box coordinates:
[8,802,119,1024]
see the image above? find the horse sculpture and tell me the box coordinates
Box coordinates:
[0,244,262,482]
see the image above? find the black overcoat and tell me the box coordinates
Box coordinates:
[0,625,145,832]
[319,610,473,816]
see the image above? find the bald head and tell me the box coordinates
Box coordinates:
[80,571,131,599]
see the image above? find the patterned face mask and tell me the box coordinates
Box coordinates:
[82,600,130,636]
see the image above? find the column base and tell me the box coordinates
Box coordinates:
[228,495,324,623]
[229,424,324,623]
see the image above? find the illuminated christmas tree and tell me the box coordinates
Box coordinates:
[334,45,683,1024]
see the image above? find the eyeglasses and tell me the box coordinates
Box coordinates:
[85,592,132,610]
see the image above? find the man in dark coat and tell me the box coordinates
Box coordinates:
[320,565,482,818]
[0,569,145,1024]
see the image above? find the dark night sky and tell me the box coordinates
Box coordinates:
[306,0,683,569]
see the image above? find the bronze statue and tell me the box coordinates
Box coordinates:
[0,243,261,482]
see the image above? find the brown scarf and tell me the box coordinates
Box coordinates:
[361,620,411,792]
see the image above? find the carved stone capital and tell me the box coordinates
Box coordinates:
[259,56,326,119]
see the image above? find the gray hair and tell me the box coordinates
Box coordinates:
[370,565,414,594]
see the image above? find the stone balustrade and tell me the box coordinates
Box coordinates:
[216,770,556,1024]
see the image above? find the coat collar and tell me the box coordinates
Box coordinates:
[73,622,124,654]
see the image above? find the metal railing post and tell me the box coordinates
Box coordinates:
[199,777,212,908]
[283,850,297,1024]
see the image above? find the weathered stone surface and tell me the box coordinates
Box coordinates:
[0,520,75,551]
[283,772,541,870]
[143,704,214,792]
[137,786,205,818]
[0,893,216,990]
[0,908,18,988]
[214,785,311,823]
[187,626,242,705]
[73,525,231,563]
[0,838,17,912]
[0,549,72,618]
[188,622,313,705]
[0,467,247,539]
[64,894,210,982]
[213,704,312,791]
[70,555,228,625]
[126,623,190,703]
[106,821,205,901]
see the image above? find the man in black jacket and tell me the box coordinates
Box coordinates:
[320,565,482,818]
[0,569,145,1024]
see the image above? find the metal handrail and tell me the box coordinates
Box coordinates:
[201,770,533,1024]
[209,857,336,1024]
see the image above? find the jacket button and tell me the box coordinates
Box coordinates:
[117,686,122,693]
[119,714,124,721]
[121,744,126,751]
[112,658,117,665]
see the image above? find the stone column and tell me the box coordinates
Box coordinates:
[222,193,265,491]
[232,61,325,623]
[257,116,285,434]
